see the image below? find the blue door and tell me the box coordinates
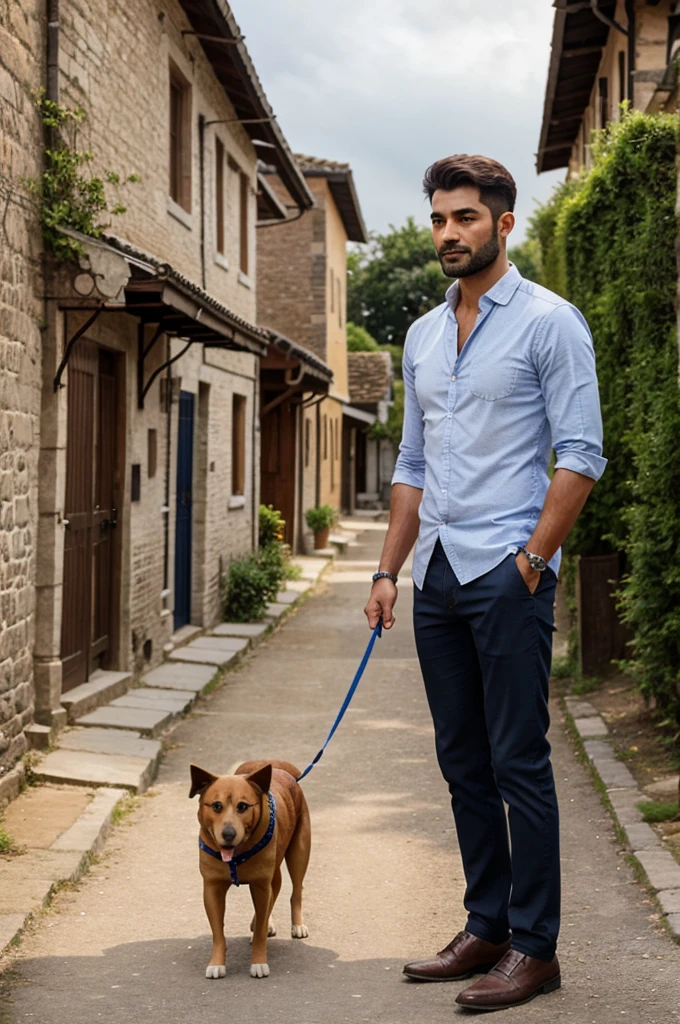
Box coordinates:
[174,391,194,631]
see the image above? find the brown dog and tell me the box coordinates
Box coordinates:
[189,759,311,979]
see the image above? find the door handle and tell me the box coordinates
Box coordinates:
[100,508,118,531]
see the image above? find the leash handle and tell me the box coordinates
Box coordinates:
[296,619,383,782]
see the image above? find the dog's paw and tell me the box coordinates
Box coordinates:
[268,920,277,937]
[205,965,226,979]
[291,924,309,939]
[250,963,270,979]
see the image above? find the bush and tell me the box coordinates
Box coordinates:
[221,553,271,623]
[305,504,336,532]
[259,504,285,547]
[529,110,680,729]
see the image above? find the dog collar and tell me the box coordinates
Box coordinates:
[198,792,277,886]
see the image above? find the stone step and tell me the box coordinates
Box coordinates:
[58,727,162,761]
[141,662,216,692]
[33,748,158,793]
[167,646,239,668]
[110,687,195,714]
[210,622,270,639]
[284,580,312,595]
[61,670,132,723]
[74,704,176,739]
[273,589,298,606]
[188,636,249,653]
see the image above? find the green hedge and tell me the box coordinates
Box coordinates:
[530,110,680,724]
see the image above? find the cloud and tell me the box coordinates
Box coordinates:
[235,0,565,240]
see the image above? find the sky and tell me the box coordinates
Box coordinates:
[234,0,565,244]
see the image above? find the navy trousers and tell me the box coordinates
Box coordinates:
[412,539,560,960]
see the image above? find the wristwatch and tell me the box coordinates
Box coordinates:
[372,571,398,585]
[518,547,547,573]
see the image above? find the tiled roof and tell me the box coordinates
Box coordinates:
[348,351,392,404]
[294,154,351,173]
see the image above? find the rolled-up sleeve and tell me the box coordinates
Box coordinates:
[391,330,426,489]
[535,303,607,481]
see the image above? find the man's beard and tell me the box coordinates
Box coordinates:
[438,231,501,279]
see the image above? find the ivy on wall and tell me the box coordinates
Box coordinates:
[529,110,680,725]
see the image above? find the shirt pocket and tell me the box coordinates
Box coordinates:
[469,362,518,401]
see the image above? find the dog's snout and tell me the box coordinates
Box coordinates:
[221,824,237,845]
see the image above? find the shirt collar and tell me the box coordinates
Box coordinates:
[445,263,522,312]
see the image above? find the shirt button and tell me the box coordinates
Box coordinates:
[447,413,452,419]
[451,374,457,381]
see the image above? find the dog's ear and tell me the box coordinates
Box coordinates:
[246,763,272,796]
[189,764,219,799]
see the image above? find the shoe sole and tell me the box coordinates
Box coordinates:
[455,974,561,1011]
[402,962,499,983]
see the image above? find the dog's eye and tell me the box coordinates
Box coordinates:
[236,801,249,813]
[210,801,223,813]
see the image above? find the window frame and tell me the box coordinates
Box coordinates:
[215,136,225,255]
[168,60,192,212]
[231,393,247,497]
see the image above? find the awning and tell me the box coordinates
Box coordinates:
[260,331,333,416]
[52,229,270,407]
[341,402,376,426]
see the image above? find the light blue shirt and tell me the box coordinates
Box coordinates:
[392,265,607,588]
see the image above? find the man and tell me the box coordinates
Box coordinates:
[364,155,606,1011]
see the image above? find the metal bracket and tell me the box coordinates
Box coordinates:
[53,305,105,391]
[138,319,193,409]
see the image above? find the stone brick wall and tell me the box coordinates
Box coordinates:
[57,0,259,325]
[0,2,45,772]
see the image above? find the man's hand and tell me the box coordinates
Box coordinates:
[364,578,398,630]
[514,553,541,595]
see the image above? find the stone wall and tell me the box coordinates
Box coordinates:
[0,1,45,772]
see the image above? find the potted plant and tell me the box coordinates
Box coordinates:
[305,504,337,550]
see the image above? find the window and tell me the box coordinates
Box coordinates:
[337,279,342,327]
[232,394,246,496]
[239,170,249,274]
[618,51,626,107]
[304,418,311,468]
[147,429,157,478]
[598,77,609,130]
[215,137,225,255]
[334,419,340,460]
[330,268,335,312]
[323,414,328,460]
[169,61,192,211]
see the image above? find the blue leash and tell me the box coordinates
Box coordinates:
[296,619,383,782]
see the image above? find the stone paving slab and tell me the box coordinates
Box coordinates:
[607,787,646,824]
[583,740,637,788]
[34,749,156,792]
[274,589,299,605]
[50,788,122,853]
[0,914,25,952]
[141,662,216,691]
[622,821,662,851]
[574,715,610,737]
[668,913,680,936]
[658,889,680,916]
[188,636,249,653]
[58,727,161,760]
[564,698,601,719]
[2,785,92,848]
[110,691,193,714]
[75,705,173,738]
[210,622,269,638]
[167,647,237,667]
[264,602,290,617]
[283,580,312,594]
[634,849,680,891]
[0,851,84,914]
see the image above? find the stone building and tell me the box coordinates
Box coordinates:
[344,352,395,512]
[257,155,368,549]
[537,0,680,176]
[0,3,45,785]
[1,0,321,782]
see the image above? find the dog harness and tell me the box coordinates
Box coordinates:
[198,792,277,886]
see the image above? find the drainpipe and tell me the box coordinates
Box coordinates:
[315,401,321,507]
[252,363,260,550]
[590,0,628,36]
[162,346,172,601]
[198,113,206,290]
[47,0,59,103]
[625,0,636,104]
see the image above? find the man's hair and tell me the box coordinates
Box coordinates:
[422,155,517,219]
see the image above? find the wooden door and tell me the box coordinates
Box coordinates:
[260,398,296,546]
[61,341,119,691]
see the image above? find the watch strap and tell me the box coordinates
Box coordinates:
[372,570,398,585]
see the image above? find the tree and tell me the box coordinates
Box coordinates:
[347,217,447,348]
[346,321,379,351]
[508,238,541,283]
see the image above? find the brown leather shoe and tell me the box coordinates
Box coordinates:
[455,949,560,1010]
[402,930,511,982]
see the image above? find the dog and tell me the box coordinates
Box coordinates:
[189,759,311,979]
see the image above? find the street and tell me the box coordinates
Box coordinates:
[2,526,679,1024]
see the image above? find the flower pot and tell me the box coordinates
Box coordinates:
[314,526,330,550]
